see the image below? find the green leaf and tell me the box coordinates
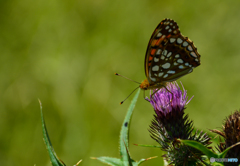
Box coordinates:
[92,157,122,166]
[181,139,240,164]
[180,139,224,165]
[134,144,161,148]
[180,139,218,158]
[136,156,158,165]
[218,142,240,158]
[93,89,156,165]
[39,99,66,166]
[119,88,140,162]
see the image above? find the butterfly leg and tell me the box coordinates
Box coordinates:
[149,88,160,104]
[162,85,172,95]
[144,89,159,104]
[150,88,160,98]
[144,90,150,102]
[162,85,174,103]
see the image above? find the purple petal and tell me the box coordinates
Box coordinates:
[147,82,193,115]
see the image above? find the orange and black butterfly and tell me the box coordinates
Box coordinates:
[116,18,201,104]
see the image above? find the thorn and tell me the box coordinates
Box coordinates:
[74,159,82,166]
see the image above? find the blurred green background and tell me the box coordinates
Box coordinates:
[1,0,240,165]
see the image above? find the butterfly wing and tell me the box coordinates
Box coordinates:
[145,18,180,83]
[145,19,200,84]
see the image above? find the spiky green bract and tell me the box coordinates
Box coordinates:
[39,99,66,166]
[147,82,211,166]
[211,110,240,166]
[162,131,211,166]
[93,89,156,166]
[180,139,240,165]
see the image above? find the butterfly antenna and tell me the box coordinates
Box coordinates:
[115,73,141,84]
[120,86,139,105]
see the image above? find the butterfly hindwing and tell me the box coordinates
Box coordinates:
[144,19,201,85]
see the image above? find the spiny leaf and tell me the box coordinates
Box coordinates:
[133,144,161,148]
[91,157,122,166]
[39,99,66,166]
[179,139,218,158]
[119,88,140,162]
[92,89,156,165]
[218,142,240,158]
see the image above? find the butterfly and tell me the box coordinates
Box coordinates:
[116,18,201,104]
[139,18,201,91]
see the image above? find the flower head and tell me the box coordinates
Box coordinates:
[147,81,192,116]
[148,82,211,165]
[212,110,240,166]
[148,82,194,142]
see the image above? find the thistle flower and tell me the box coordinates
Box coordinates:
[211,110,240,166]
[148,82,211,165]
[148,82,193,142]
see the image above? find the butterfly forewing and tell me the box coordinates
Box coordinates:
[145,19,180,79]
[145,18,200,86]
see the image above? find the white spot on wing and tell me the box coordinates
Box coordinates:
[152,65,159,71]
[149,72,156,81]
[182,41,188,47]
[150,77,156,81]
[177,38,183,44]
[170,38,176,43]
[162,50,168,56]
[166,52,172,58]
[174,62,178,66]
[188,45,193,51]
[177,59,184,63]
[165,25,169,30]
[190,52,197,58]
[161,55,165,60]
[179,65,184,69]
[158,72,164,77]
[156,32,162,38]
[162,63,171,69]
[163,74,168,78]
[185,62,189,66]
[168,29,172,33]
[167,70,175,74]
[175,54,180,58]
[154,57,159,62]
[156,49,162,55]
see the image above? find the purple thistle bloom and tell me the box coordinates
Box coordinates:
[146,81,193,116]
[148,82,194,143]
[148,82,211,165]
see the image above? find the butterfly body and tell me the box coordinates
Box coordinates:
[140,18,201,91]
[140,79,167,90]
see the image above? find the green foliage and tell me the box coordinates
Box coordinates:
[40,99,67,166]
[93,89,156,165]
[40,99,82,166]
[2,1,240,165]
[180,139,240,165]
